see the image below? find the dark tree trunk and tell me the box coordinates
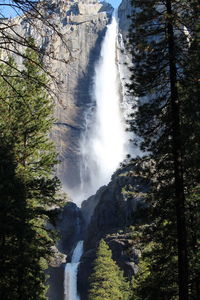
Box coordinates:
[166,0,189,299]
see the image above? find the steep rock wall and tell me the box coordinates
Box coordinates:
[48,0,113,190]
[78,164,148,299]
[2,0,131,194]
[3,0,113,192]
[118,0,132,38]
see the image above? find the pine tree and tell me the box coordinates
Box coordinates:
[180,4,200,296]
[88,240,131,300]
[0,41,63,299]
[130,224,179,300]
[128,0,200,299]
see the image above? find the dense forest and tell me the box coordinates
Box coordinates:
[0,41,64,299]
[0,1,65,297]
[0,0,199,299]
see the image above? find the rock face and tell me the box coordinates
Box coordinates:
[2,0,132,194]
[57,202,84,254]
[48,0,113,190]
[118,0,132,38]
[78,165,148,299]
[83,166,148,249]
[81,185,107,225]
[117,0,134,130]
[4,0,113,191]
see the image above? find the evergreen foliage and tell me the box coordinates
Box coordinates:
[88,240,131,300]
[128,0,200,299]
[0,40,63,299]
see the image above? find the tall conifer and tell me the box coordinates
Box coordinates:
[88,240,131,300]
[0,41,63,299]
[128,0,200,298]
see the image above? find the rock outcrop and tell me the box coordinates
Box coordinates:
[78,164,148,299]
[57,202,84,254]
[83,165,148,249]
[117,0,134,132]
[118,0,132,38]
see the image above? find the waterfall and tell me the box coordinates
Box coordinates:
[64,241,84,300]
[73,13,128,203]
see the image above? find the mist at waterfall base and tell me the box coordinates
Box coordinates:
[64,241,84,300]
[68,14,131,205]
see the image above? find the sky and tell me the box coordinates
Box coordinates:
[0,0,122,18]
[107,0,121,8]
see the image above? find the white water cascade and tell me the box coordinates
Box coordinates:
[75,13,128,203]
[64,241,84,300]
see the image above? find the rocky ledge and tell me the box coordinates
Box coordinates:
[78,163,149,299]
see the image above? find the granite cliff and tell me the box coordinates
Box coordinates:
[118,0,132,38]
[2,0,132,190]
[2,0,131,195]
[3,0,113,192]
[78,163,148,299]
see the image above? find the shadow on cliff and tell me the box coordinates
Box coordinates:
[65,26,108,193]
[74,27,107,107]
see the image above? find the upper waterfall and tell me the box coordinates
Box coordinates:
[72,13,129,204]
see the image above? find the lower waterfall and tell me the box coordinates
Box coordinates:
[64,241,84,300]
